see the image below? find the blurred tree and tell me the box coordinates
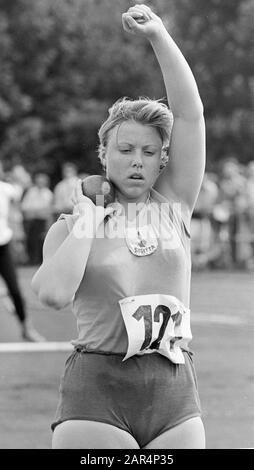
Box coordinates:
[167,0,254,166]
[0,0,254,179]
[0,0,164,179]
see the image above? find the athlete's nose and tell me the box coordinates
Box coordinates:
[131,151,143,169]
[132,161,143,169]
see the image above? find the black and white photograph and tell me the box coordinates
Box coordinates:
[0,0,253,454]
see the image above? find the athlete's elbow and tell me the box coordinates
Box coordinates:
[31,277,58,308]
[38,289,71,310]
[31,268,72,309]
[37,286,72,310]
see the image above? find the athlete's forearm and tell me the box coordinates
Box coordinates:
[33,187,111,309]
[149,27,203,120]
[37,231,93,309]
[33,210,103,308]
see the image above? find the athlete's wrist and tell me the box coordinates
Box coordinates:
[73,199,95,216]
[72,203,107,240]
[148,24,170,46]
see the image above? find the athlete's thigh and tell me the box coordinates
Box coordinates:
[144,417,205,449]
[52,420,140,449]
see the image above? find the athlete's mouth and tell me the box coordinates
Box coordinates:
[128,173,144,180]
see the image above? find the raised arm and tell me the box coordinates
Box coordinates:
[122,4,206,220]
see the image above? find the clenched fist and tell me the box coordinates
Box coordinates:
[122,4,164,40]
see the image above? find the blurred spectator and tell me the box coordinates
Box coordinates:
[243,161,254,269]
[5,164,32,264]
[9,164,32,194]
[216,159,246,267]
[191,173,219,269]
[0,162,45,341]
[21,172,53,265]
[246,161,254,208]
[53,162,78,219]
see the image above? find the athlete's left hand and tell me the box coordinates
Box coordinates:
[122,4,165,40]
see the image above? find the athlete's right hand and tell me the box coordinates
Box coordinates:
[71,179,114,222]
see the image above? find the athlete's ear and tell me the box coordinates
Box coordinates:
[99,146,107,172]
[159,147,169,171]
[101,155,107,172]
[101,156,107,170]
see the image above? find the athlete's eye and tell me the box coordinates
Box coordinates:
[119,148,131,154]
[144,151,154,156]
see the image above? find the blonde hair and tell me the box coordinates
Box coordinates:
[97,97,173,170]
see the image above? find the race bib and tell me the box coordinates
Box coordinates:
[119,294,192,364]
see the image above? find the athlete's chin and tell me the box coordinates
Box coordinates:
[123,187,149,200]
[113,180,151,201]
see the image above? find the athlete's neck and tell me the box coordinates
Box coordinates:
[115,191,150,221]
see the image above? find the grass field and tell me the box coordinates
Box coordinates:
[0,267,254,449]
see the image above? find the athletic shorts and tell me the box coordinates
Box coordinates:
[51,347,202,448]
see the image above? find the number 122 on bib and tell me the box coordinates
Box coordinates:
[119,294,192,364]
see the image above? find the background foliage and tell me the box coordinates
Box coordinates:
[0,0,254,181]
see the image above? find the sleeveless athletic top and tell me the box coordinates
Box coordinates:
[59,188,192,364]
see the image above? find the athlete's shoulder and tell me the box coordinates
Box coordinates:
[151,187,191,238]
